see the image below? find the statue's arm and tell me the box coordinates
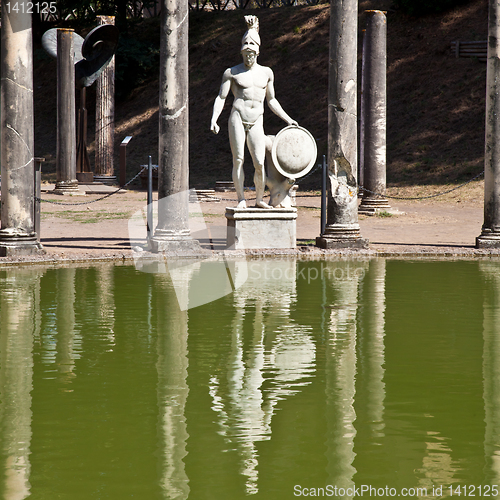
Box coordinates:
[266,68,298,127]
[211,69,232,135]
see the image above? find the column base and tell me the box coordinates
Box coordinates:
[358,196,392,215]
[316,224,369,249]
[94,175,117,186]
[0,230,45,256]
[53,180,85,196]
[149,229,204,255]
[476,229,500,248]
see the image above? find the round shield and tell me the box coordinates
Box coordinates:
[271,125,317,179]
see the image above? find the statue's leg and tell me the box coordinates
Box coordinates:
[229,110,247,208]
[247,119,271,209]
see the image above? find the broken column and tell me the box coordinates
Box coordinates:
[94,15,117,185]
[150,0,200,253]
[316,0,368,249]
[358,10,391,215]
[0,6,44,256]
[477,0,500,248]
[54,28,80,195]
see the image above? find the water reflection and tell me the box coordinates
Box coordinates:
[324,261,366,499]
[207,261,315,495]
[1,259,500,497]
[0,268,43,500]
[481,262,500,486]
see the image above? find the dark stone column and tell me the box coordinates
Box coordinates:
[150,0,200,253]
[477,0,500,248]
[316,0,368,249]
[0,5,44,255]
[54,28,80,195]
[358,11,391,215]
[94,15,117,185]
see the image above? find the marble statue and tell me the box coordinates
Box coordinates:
[210,15,298,209]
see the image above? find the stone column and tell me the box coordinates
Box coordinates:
[358,11,391,215]
[477,0,500,248]
[54,29,80,195]
[94,15,117,185]
[150,0,200,253]
[316,0,368,249]
[0,5,44,256]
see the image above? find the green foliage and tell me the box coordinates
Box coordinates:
[393,0,473,16]
[114,37,160,100]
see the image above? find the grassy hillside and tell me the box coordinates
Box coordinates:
[33,0,488,189]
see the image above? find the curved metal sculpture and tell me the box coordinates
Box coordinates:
[42,25,119,179]
[42,25,119,88]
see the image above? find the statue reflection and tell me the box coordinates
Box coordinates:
[207,260,316,495]
[0,268,44,500]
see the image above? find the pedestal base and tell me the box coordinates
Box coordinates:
[149,231,203,255]
[358,196,392,215]
[94,175,117,186]
[225,207,297,249]
[316,224,369,249]
[476,230,500,249]
[0,231,45,256]
[53,180,85,196]
[76,172,94,184]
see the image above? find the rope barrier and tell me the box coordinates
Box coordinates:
[359,170,484,201]
[36,167,147,206]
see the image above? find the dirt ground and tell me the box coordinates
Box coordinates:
[0,178,493,265]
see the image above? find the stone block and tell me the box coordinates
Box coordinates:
[225,207,297,249]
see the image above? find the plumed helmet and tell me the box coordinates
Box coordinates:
[241,15,260,55]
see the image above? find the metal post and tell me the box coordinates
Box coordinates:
[477,0,500,248]
[358,10,391,215]
[0,3,44,255]
[321,155,327,235]
[119,135,133,187]
[316,0,368,249]
[147,155,153,241]
[34,158,44,241]
[150,0,200,253]
[54,28,79,195]
[76,87,93,183]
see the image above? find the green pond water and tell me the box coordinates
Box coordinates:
[1,258,500,499]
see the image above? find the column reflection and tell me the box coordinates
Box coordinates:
[480,262,500,485]
[155,271,190,500]
[0,268,43,500]
[324,261,366,499]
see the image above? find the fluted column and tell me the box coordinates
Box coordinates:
[94,15,116,185]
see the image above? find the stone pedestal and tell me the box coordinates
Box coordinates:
[225,208,297,249]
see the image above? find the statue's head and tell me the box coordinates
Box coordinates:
[241,15,260,55]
